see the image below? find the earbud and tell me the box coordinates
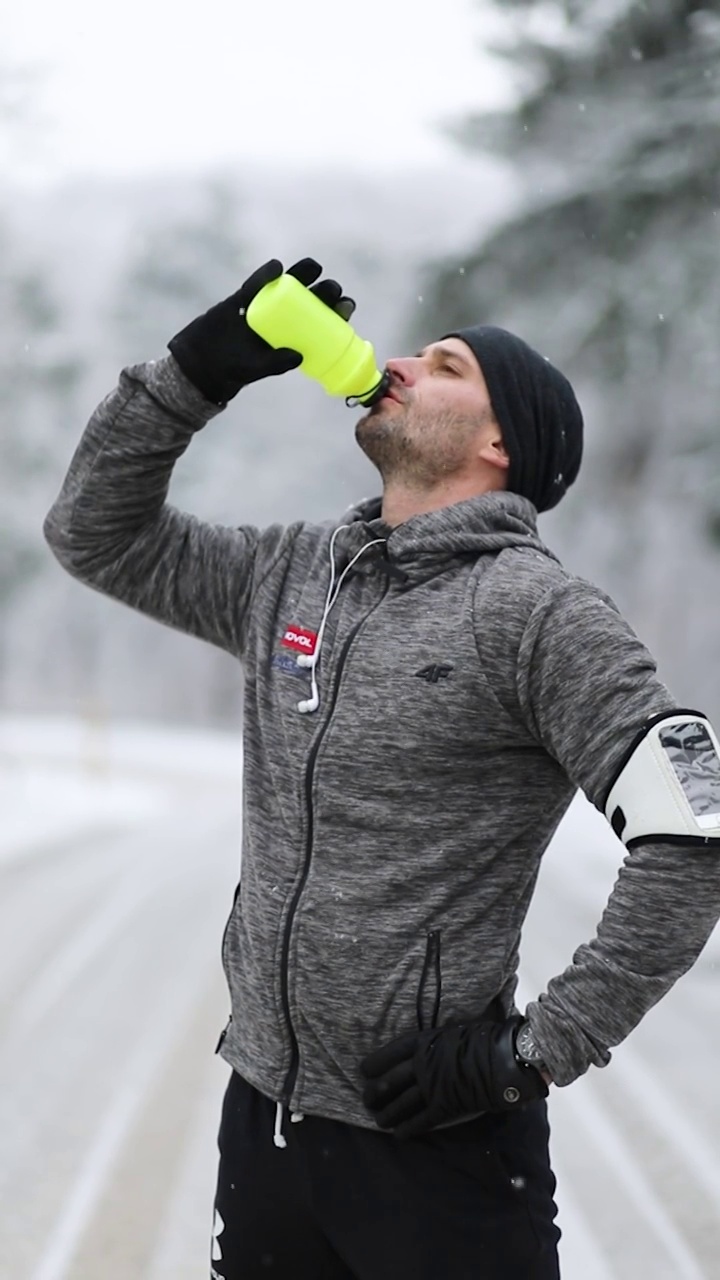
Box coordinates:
[297,650,319,712]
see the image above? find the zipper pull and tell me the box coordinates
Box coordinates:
[214,1016,232,1054]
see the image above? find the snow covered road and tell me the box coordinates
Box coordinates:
[522,804,720,1279]
[0,717,718,1278]
[0,718,239,1280]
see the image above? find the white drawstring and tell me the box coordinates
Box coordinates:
[273,1101,287,1149]
[273,1102,304,1150]
[297,528,386,715]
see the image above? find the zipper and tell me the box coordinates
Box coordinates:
[416,929,442,1031]
[215,879,242,1053]
[220,880,241,966]
[279,577,390,1103]
[215,1015,232,1054]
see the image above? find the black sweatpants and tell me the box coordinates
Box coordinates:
[210,1071,561,1280]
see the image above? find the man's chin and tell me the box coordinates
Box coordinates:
[355,409,386,439]
[355,415,384,465]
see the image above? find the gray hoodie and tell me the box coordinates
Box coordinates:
[44,357,720,1126]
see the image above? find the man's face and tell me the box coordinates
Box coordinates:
[355,338,505,489]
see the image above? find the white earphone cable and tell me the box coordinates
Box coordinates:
[297,529,387,715]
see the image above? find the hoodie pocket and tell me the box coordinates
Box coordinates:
[416,929,442,1031]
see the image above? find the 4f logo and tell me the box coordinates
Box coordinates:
[415,664,454,684]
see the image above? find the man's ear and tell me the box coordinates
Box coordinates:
[479,434,510,472]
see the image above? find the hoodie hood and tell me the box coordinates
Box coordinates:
[337,490,560,578]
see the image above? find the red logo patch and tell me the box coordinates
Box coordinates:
[281,624,317,655]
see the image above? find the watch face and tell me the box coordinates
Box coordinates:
[517,1024,543,1064]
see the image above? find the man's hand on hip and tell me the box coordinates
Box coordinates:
[360,1013,549,1140]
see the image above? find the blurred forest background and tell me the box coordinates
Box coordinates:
[2,0,719,728]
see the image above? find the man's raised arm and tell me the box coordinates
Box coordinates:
[44,257,349,657]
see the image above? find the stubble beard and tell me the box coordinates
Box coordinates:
[355,402,486,490]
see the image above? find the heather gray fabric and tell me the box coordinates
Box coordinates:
[44,356,720,1125]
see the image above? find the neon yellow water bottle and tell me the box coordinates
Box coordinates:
[246,273,389,406]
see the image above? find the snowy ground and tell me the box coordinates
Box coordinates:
[0,715,719,1279]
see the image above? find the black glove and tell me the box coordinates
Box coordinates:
[167,257,356,405]
[360,1013,548,1140]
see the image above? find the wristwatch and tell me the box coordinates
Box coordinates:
[514,1020,549,1074]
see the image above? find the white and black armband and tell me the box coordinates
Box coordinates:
[603,709,720,848]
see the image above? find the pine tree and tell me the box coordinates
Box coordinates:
[423,1,720,521]
[0,67,84,610]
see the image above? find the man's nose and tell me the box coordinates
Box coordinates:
[385,356,422,388]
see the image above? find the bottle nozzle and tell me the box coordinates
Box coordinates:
[345,369,391,409]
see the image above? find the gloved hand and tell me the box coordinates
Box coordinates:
[360,1013,548,1140]
[168,257,356,405]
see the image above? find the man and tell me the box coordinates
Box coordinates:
[45,257,720,1280]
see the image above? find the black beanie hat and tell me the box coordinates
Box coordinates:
[445,325,583,512]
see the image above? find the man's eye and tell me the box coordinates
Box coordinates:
[439,364,460,375]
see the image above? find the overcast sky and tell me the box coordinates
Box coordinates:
[5,0,510,181]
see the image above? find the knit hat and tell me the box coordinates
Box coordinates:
[445,325,583,512]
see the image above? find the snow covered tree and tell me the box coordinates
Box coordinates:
[419,1,720,709]
[0,67,84,612]
[113,180,243,358]
[424,0,720,519]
